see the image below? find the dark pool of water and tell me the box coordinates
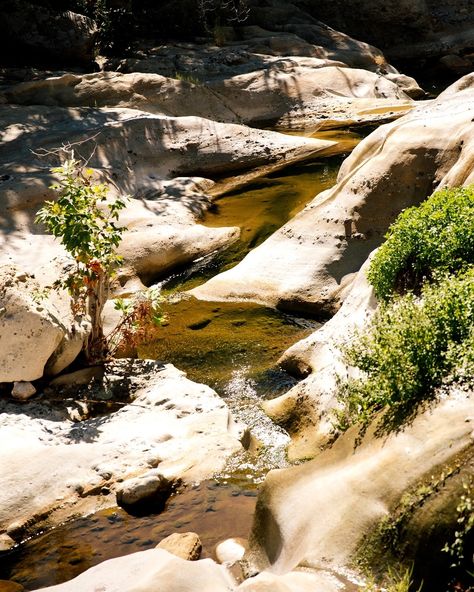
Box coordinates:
[160,156,344,294]
[0,481,257,591]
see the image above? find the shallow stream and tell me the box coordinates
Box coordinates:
[0,132,361,590]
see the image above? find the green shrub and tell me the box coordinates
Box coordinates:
[336,270,474,433]
[368,186,474,301]
[36,155,127,362]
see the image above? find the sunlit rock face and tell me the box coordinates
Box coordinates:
[1,64,417,130]
[245,390,474,581]
[191,74,474,314]
[0,360,246,540]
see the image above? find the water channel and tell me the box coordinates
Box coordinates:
[0,130,362,590]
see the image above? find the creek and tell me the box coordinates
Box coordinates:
[0,130,362,590]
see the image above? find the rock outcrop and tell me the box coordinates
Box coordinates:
[301,0,474,64]
[263,256,377,459]
[0,360,246,541]
[0,105,333,294]
[2,0,96,66]
[245,389,474,581]
[191,74,474,314]
[1,63,417,131]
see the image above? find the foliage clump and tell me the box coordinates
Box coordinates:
[36,155,163,363]
[367,186,474,301]
[336,186,474,434]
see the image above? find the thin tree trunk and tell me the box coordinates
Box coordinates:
[85,269,108,363]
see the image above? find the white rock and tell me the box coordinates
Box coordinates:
[33,548,234,592]
[215,537,247,564]
[116,472,171,507]
[0,361,245,536]
[191,73,474,313]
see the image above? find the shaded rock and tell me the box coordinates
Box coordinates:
[1,72,239,122]
[1,65,416,132]
[116,471,172,508]
[0,582,24,592]
[191,74,474,313]
[304,0,474,63]
[33,548,235,592]
[11,381,36,401]
[48,366,104,388]
[2,0,96,66]
[156,532,202,561]
[0,105,332,292]
[439,53,473,76]
[245,0,392,72]
[207,63,414,130]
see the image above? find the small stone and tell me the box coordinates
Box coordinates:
[116,473,172,508]
[0,533,16,552]
[156,532,202,561]
[215,537,247,565]
[11,381,36,401]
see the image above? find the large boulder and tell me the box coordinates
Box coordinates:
[263,256,377,459]
[245,389,474,581]
[191,74,474,314]
[1,64,417,131]
[0,264,88,382]
[0,105,333,288]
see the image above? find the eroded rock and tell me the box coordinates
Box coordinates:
[0,360,245,539]
[33,548,234,592]
[191,74,474,313]
[116,471,172,508]
[0,264,87,382]
[245,391,474,578]
[11,381,36,401]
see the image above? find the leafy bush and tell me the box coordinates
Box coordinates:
[36,155,127,362]
[368,186,474,301]
[336,270,474,433]
[108,288,165,356]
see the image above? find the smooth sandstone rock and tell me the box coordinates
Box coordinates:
[245,391,474,576]
[0,361,245,538]
[156,532,202,561]
[264,255,377,459]
[34,549,235,592]
[0,265,83,382]
[1,64,416,131]
[191,74,474,313]
[116,472,172,508]
[215,537,247,565]
[0,105,332,293]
